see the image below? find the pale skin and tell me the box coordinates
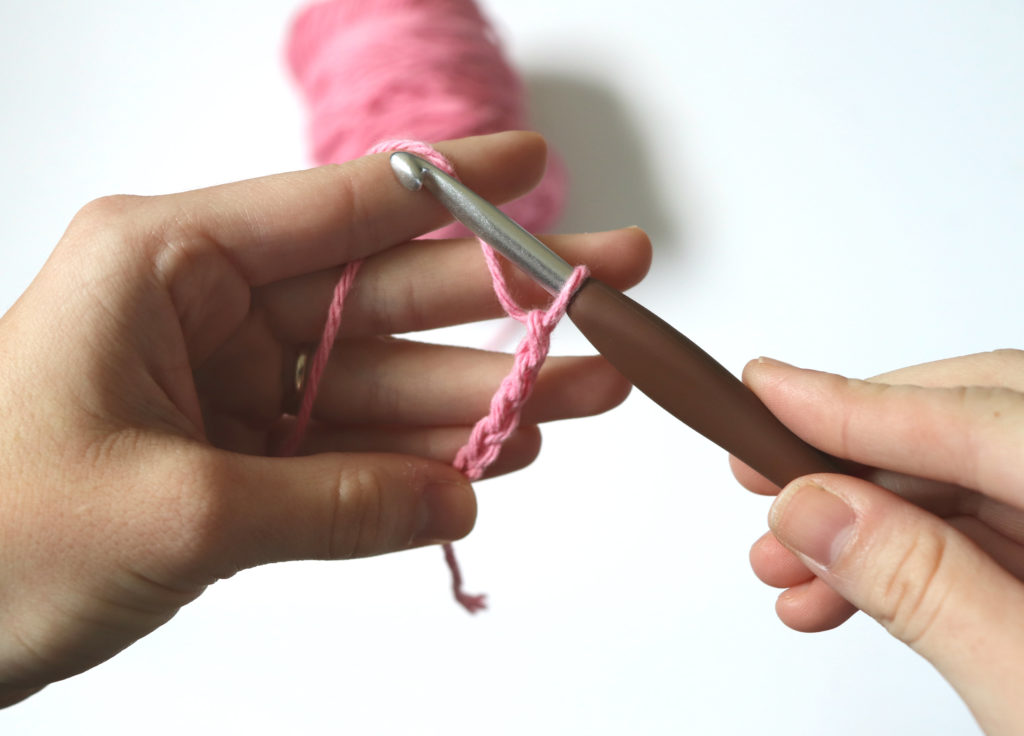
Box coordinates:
[0,131,652,706]
[734,351,1024,735]
[1,129,1019,732]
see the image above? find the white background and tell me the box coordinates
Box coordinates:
[1,1,1022,733]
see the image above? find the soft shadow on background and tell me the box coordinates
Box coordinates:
[524,72,677,254]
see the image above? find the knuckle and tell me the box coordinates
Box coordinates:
[333,161,385,246]
[392,278,430,333]
[58,195,152,271]
[872,527,952,647]
[68,195,143,235]
[330,464,405,559]
[835,377,893,458]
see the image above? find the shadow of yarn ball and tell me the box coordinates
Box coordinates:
[524,72,679,256]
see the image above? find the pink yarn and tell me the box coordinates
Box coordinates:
[284,0,579,612]
[275,259,362,459]
[286,0,567,235]
[280,141,589,612]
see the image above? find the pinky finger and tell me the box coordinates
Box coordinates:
[730,455,780,496]
[776,577,858,633]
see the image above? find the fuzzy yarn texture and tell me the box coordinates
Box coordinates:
[284,0,581,612]
[287,0,567,236]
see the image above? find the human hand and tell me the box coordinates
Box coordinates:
[0,131,652,706]
[733,351,1024,735]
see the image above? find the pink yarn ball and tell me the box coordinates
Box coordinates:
[286,0,567,235]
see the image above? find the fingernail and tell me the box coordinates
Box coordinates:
[769,482,855,567]
[757,356,795,368]
[412,479,474,545]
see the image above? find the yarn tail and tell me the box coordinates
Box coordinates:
[442,265,589,613]
[443,542,487,614]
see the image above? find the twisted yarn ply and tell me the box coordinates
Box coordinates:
[285,0,580,612]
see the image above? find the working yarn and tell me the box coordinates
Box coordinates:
[287,0,567,235]
[285,0,580,612]
[281,142,587,612]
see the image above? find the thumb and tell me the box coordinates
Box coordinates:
[179,449,476,576]
[769,474,1024,734]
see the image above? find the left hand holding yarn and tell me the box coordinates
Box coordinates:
[0,131,651,706]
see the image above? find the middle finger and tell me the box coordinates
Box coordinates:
[258,227,652,342]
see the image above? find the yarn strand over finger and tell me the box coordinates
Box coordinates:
[285,0,578,612]
[286,0,567,237]
[280,141,588,613]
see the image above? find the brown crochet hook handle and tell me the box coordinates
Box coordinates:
[567,278,840,487]
[390,151,840,488]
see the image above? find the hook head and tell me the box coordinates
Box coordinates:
[389,152,426,191]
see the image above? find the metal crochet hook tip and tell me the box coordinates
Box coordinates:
[389,151,574,295]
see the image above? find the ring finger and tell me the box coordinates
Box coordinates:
[201,337,631,427]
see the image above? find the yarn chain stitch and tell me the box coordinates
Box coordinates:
[280,140,589,613]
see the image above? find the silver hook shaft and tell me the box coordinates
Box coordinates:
[390,151,574,295]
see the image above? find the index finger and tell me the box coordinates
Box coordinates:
[868,349,1024,392]
[154,131,548,286]
[744,358,1024,508]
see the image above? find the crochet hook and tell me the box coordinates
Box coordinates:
[390,151,841,488]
